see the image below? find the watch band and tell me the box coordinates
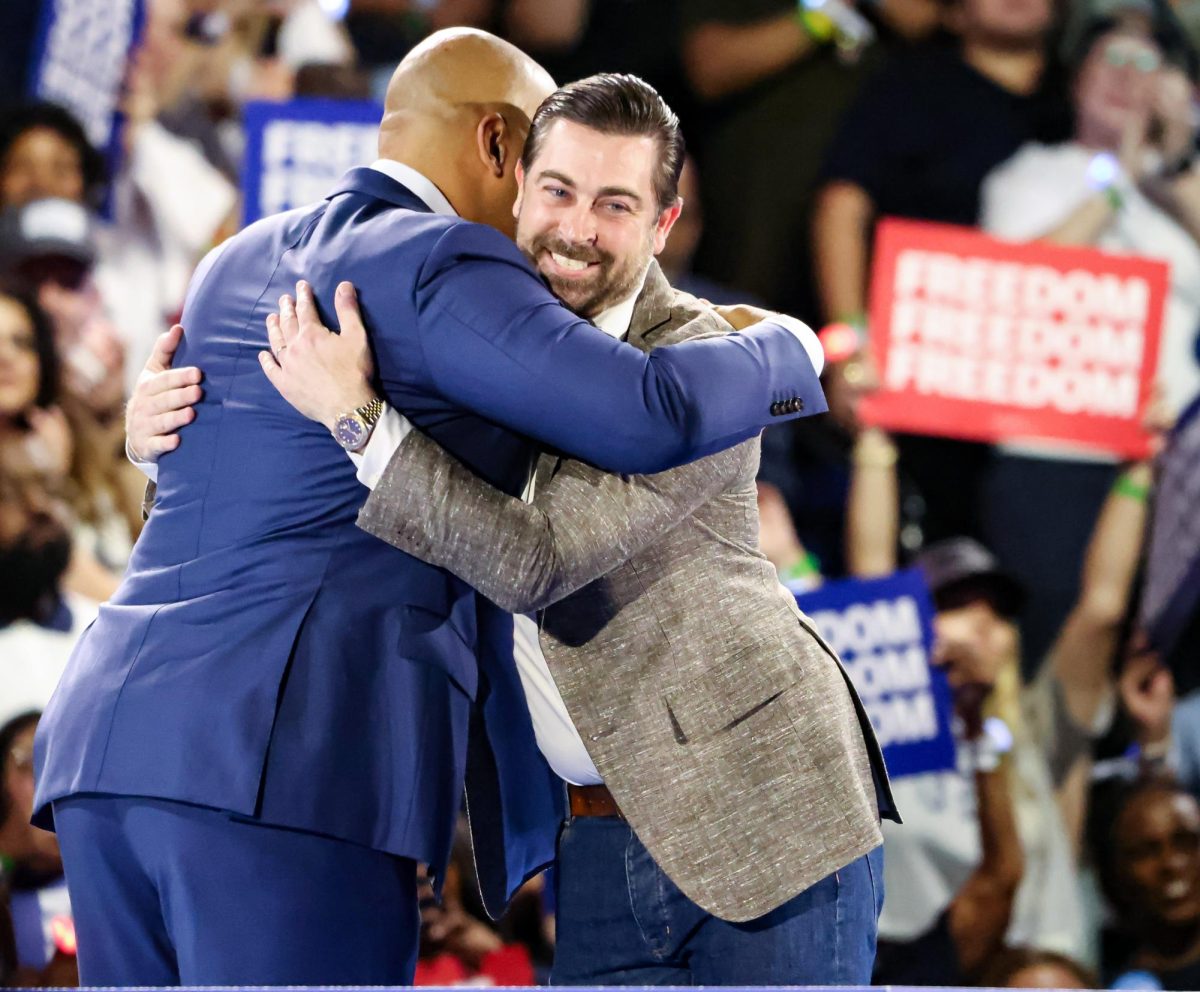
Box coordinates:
[356,397,384,429]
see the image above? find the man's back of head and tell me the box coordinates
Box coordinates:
[378,28,556,236]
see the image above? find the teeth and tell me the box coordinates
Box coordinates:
[551,252,589,272]
[1165,880,1190,899]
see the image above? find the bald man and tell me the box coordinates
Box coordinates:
[31,29,824,987]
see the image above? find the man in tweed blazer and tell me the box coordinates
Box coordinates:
[129,75,898,984]
[263,76,897,985]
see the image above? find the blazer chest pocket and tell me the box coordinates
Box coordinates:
[663,648,798,745]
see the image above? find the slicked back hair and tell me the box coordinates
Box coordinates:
[521,73,685,213]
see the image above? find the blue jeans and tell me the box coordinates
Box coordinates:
[550,816,883,986]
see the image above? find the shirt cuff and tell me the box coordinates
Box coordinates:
[768,314,825,377]
[126,439,158,484]
[347,404,413,490]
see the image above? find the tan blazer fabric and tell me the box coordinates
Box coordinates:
[358,262,897,922]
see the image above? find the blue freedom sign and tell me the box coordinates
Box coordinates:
[28,0,146,158]
[793,570,956,778]
[242,99,382,227]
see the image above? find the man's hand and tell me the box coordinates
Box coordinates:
[125,324,203,462]
[711,303,778,331]
[258,281,377,430]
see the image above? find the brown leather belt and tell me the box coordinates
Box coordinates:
[568,783,624,820]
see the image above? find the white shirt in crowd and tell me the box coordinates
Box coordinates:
[880,729,1090,963]
[0,593,98,726]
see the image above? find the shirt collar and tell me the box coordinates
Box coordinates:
[590,268,649,339]
[369,159,457,217]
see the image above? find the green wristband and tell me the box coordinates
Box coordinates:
[795,6,836,42]
[1104,184,1125,212]
[1113,473,1150,502]
[783,551,822,582]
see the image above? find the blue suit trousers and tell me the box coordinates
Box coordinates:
[53,795,418,986]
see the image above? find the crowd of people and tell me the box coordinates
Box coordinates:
[1,0,1199,987]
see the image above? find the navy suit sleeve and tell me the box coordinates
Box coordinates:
[411,222,825,475]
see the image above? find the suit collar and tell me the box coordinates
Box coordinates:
[626,261,675,349]
[325,166,439,213]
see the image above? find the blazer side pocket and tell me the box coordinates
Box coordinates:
[663,647,798,745]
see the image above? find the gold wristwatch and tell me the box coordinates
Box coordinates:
[332,397,384,452]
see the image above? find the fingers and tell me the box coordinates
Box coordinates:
[258,350,283,391]
[334,281,365,342]
[295,281,321,336]
[147,325,184,373]
[147,383,203,416]
[137,429,183,457]
[266,312,287,358]
[278,292,300,344]
[150,406,196,440]
[139,366,202,398]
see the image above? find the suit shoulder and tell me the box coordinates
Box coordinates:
[423,218,529,267]
[657,290,734,346]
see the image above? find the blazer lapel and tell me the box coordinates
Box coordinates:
[624,261,675,351]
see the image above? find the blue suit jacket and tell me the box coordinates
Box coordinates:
[34,168,825,912]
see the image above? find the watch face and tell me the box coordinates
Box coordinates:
[334,415,366,449]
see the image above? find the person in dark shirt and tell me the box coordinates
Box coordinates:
[812,0,1070,547]
[1094,778,1200,990]
[679,0,940,315]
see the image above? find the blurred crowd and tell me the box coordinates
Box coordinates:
[2,0,1200,987]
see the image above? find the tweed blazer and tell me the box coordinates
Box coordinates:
[358,262,898,922]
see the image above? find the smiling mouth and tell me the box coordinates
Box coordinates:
[1164,879,1192,900]
[544,250,600,276]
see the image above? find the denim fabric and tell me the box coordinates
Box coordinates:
[550,816,883,986]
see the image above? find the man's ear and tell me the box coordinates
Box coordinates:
[652,197,684,255]
[476,112,510,178]
[513,160,526,220]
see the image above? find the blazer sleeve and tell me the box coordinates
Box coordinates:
[357,428,756,614]
[410,222,824,475]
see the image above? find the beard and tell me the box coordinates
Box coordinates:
[519,230,653,319]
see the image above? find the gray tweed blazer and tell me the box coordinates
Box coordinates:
[358,262,897,922]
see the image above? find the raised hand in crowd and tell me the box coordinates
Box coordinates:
[22,405,73,483]
[931,615,1026,978]
[1118,635,1175,762]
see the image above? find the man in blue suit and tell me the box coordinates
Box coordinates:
[33,29,825,987]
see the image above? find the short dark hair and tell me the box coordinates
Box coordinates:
[521,73,685,212]
[0,101,107,208]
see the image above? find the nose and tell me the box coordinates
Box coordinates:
[558,201,598,245]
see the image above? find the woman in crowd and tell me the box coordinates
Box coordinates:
[982,18,1200,415]
[1095,779,1200,989]
[0,281,139,599]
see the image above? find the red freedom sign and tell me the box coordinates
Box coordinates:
[860,218,1168,458]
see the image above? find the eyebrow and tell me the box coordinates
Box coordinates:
[537,170,644,205]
